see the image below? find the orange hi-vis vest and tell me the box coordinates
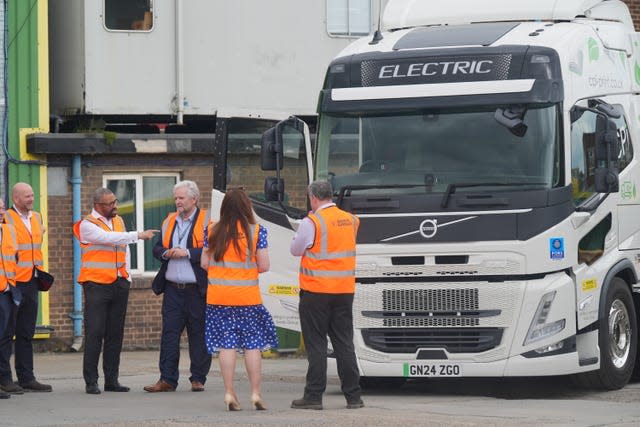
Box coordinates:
[72,215,129,284]
[161,209,208,249]
[4,208,44,282]
[0,224,18,292]
[207,222,261,306]
[299,205,359,294]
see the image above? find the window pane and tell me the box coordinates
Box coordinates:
[348,0,371,35]
[226,118,309,213]
[327,0,349,35]
[104,0,153,31]
[143,176,177,271]
[106,179,137,269]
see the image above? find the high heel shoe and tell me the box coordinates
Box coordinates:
[251,393,266,410]
[224,393,241,411]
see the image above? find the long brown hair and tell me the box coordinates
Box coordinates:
[208,188,256,261]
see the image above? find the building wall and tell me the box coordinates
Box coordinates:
[46,155,214,349]
[626,0,640,29]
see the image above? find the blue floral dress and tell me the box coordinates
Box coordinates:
[203,224,278,353]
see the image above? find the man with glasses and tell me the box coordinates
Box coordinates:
[73,188,158,395]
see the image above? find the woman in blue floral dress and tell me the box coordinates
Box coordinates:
[200,188,277,411]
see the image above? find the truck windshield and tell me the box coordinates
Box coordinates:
[315,105,561,196]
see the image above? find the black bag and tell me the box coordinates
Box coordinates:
[37,270,55,292]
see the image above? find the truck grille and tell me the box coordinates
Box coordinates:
[361,328,503,353]
[383,288,478,311]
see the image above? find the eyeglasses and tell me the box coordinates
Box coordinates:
[97,199,118,207]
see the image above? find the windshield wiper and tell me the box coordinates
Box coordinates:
[336,184,431,208]
[440,182,547,208]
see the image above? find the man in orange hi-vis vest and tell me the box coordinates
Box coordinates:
[1,183,51,394]
[73,187,158,395]
[0,198,18,400]
[144,180,212,393]
[290,181,364,410]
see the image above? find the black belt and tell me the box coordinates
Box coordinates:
[167,281,198,289]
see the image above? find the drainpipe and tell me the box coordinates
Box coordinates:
[69,155,83,351]
[175,0,184,124]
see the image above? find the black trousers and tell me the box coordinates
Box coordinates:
[5,279,38,384]
[0,291,14,383]
[83,278,130,386]
[159,284,211,387]
[298,290,361,402]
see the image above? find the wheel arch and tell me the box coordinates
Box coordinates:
[599,259,637,320]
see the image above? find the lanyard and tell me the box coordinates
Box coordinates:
[174,218,191,247]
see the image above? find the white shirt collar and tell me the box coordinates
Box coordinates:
[12,205,32,219]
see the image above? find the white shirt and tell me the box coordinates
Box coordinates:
[289,202,335,257]
[12,205,33,233]
[78,209,139,281]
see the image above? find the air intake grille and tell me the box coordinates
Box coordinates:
[362,328,503,353]
[383,288,478,312]
[383,317,479,327]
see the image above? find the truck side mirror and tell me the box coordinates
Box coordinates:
[594,114,619,193]
[264,177,284,202]
[261,127,283,171]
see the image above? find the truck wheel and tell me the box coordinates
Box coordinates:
[581,277,637,390]
[359,376,406,389]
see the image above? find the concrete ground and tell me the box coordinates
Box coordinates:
[1,350,640,426]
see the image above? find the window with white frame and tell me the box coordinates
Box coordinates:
[327,0,371,36]
[103,173,179,274]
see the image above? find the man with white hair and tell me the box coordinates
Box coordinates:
[144,180,212,393]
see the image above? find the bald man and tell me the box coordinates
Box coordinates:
[1,183,52,393]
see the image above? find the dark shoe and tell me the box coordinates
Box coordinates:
[0,389,9,399]
[85,383,101,395]
[190,380,205,392]
[346,398,365,409]
[291,397,323,410]
[20,380,52,392]
[143,379,175,393]
[0,381,24,395]
[104,383,130,392]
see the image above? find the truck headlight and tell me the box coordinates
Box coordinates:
[523,291,566,346]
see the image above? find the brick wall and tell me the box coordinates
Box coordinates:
[626,0,640,29]
[46,155,214,350]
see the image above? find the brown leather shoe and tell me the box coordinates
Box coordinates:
[143,379,175,393]
[190,380,205,392]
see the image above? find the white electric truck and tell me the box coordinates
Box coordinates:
[241,0,640,389]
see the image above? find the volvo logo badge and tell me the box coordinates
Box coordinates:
[419,219,438,238]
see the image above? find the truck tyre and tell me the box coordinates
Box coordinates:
[580,277,637,390]
[359,376,406,389]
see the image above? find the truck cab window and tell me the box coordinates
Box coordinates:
[104,0,153,31]
[226,118,308,214]
[570,103,633,206]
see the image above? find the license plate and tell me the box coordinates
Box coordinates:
[403,363,462,377]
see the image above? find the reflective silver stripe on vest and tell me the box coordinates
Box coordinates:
[299,267,355,277]
[17,261,35,268]
[81,245,118,253]
[4,272,15,279]
[208,260,257,269]
[17,243,42,250]
[303,250,355,260]
[1,254,15,262]
[33,260,43,266]
[207,278,259,287]
[81,261,125,269]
